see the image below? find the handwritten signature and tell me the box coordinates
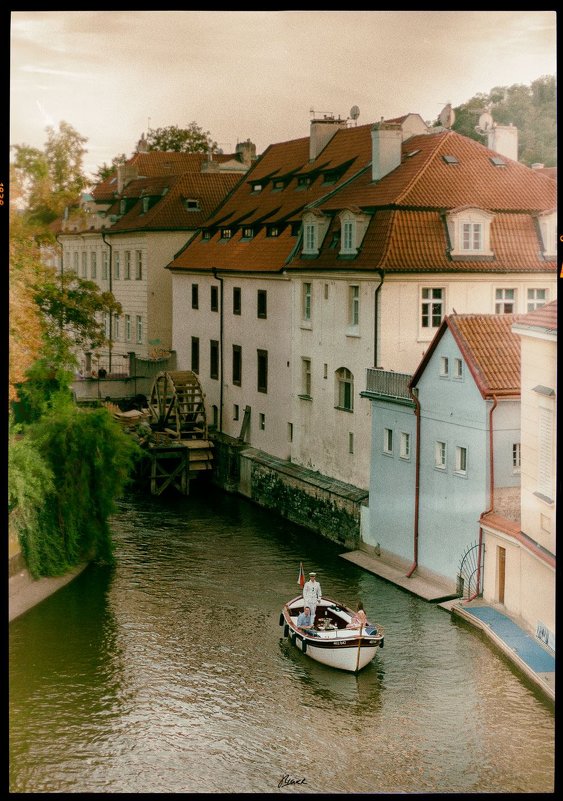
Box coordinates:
[278,774,307,788]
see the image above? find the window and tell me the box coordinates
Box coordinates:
[114,252,120,280]
[233,404,239,421]
[288,422,293,442]
[210,340,219,380]
[242,227,254,239]
[453,358,463,379]
[527,288,547,312]
[400,432,410,460]
[192,284,199,309]
[304,223,316,253]
[257,290,267,319]
[136,315,142,344]
[232,345,242,386]
[435,441,447,469]
[384,428,393,455]
[462,223,482,251]
[120,199,127,215]
[114,315,120,340]
[336,367,353,411]
[495,288,516,314]
[349,285,359,327]
[221,228,232,239]
[90,252,97,279]
[125,251,131,279]
[102,251,109,280]
[421,288,444,330]
[512,442,521,473]
[323,363,328,379]
[302,358,311,397]
[191,337,200,373]
[302,282,312,321]
[185,198,199,211]
[273,179,284,190]
[324,283,329,300]
[251,182,263,193]
[442,154,459,165]
[297,176,310,188]
[135,251,142,280]
[349,432,354,454]
[73,252,79,272]
[259,413,265,430]
[537,406,554,501]
[211,285,219,312]
[440,356,449,377]
[455,446,467,475]
[142,196,150,213]
[81,252,87,277]
[233,287,241,315]
[267,225,279,237]
[343,221,354,251]
[257,350,268,393]
[104,313,110,338]
[125,315,131,342]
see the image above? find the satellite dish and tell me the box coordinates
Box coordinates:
[350,105,360,121]
[439,103,455,129]
[475,110,494,136]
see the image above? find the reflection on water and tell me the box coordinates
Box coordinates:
[10,488,554,793]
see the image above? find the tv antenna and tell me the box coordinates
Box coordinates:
[439,103,455,129]
[349,105,360,125]
[474,104,494,136]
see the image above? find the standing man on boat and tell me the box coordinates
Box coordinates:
[303,572,322,623]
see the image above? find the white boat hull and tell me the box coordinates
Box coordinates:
[280,596,384,673]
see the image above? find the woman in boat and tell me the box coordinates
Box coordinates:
[346,601,367,629]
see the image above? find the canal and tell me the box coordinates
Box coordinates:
[9,487,555,793]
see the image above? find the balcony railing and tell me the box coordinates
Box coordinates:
[364,368,413,402]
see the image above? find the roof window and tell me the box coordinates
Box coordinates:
[442,155,459,165]
[490,156,506,167]
[406,149,421,158]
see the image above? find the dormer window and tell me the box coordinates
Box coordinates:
[221,228,232,239]
[297,176,311,188]
[120,199,127,215]
[338,209,370,256]
[267,225,279,237]
[202,230,211,240]
[184,198,200,211]
[537,210,556,258]
[142,197,150,213]
[242,227,254,239]
[272,179,285,191]
[302,211,330,256]
[251,182,263,193]
[446,207,494,258]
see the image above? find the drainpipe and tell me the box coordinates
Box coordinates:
[406,385,421,578]
[373,270,385,367]
[55,234,64,334]
[467,394,497,601]
[101,232,113,373]
[212,269,224,433]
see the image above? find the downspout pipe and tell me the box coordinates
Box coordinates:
[406,385,421,578]
[212,269,224,433]
[101,232,113,373]
[373,270,385,368]
[467,394,498,601]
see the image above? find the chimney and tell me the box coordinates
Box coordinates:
[117,164,138,194]
[309,116,346,161]
[136,132,149,153]
[487,123,518,162]
[371,121,402,181]
[236,139,256,166]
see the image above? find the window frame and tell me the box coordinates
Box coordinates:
[495,287,516,314]
[232,344,242,386]
[400,431,411,460]
[210,339,219,380]
[454,445,468,476]
[233,287,241,315]
[383,427,393,455]
[257,289,267,319]
[420,287,445,334]
[336,367,354,411]
[192,283,199,310]
[191,336,200,374]
[257,349,268,393]
[434,440,447,470]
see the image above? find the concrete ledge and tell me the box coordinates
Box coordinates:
[9,563,89,623]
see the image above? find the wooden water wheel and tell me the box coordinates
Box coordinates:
[148,370,208,440]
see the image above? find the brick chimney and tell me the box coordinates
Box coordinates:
[236,139,256,166]
[371,121,402,181]
[309,116,346,161]
[487,123,518,162]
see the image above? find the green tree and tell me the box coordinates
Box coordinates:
[146,122,218,153]
[15,400,141,577]
[12,121,88,237]
[92,153,128,183]
[446,75,556,167]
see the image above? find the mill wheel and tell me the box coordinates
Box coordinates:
[148,371,208,440]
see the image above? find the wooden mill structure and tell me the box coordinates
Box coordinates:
[145,370,214,496]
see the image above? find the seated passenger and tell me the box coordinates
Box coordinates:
[296,606,314,630]
[346,601,368,629]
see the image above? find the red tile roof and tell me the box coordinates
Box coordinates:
[168,120,556,276]
[512,298,557,333]
[411,314,522,397]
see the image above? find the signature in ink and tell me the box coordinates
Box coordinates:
[278,773,307,788]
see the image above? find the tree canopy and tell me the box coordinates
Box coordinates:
[145,122,218,153]
[447,75,556,167]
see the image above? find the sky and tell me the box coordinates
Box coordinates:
[9,9,557,179]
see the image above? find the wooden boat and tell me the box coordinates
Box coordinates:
[279,595,384,672]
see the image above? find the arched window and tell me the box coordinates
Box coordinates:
[335,367,354,411]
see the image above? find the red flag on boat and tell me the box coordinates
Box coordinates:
[297,562,305,589]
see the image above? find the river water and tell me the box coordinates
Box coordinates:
[9,488,555,793]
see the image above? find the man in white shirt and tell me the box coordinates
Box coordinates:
[302,572,322,623]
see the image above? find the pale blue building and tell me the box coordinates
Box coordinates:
[363,314,521,591]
